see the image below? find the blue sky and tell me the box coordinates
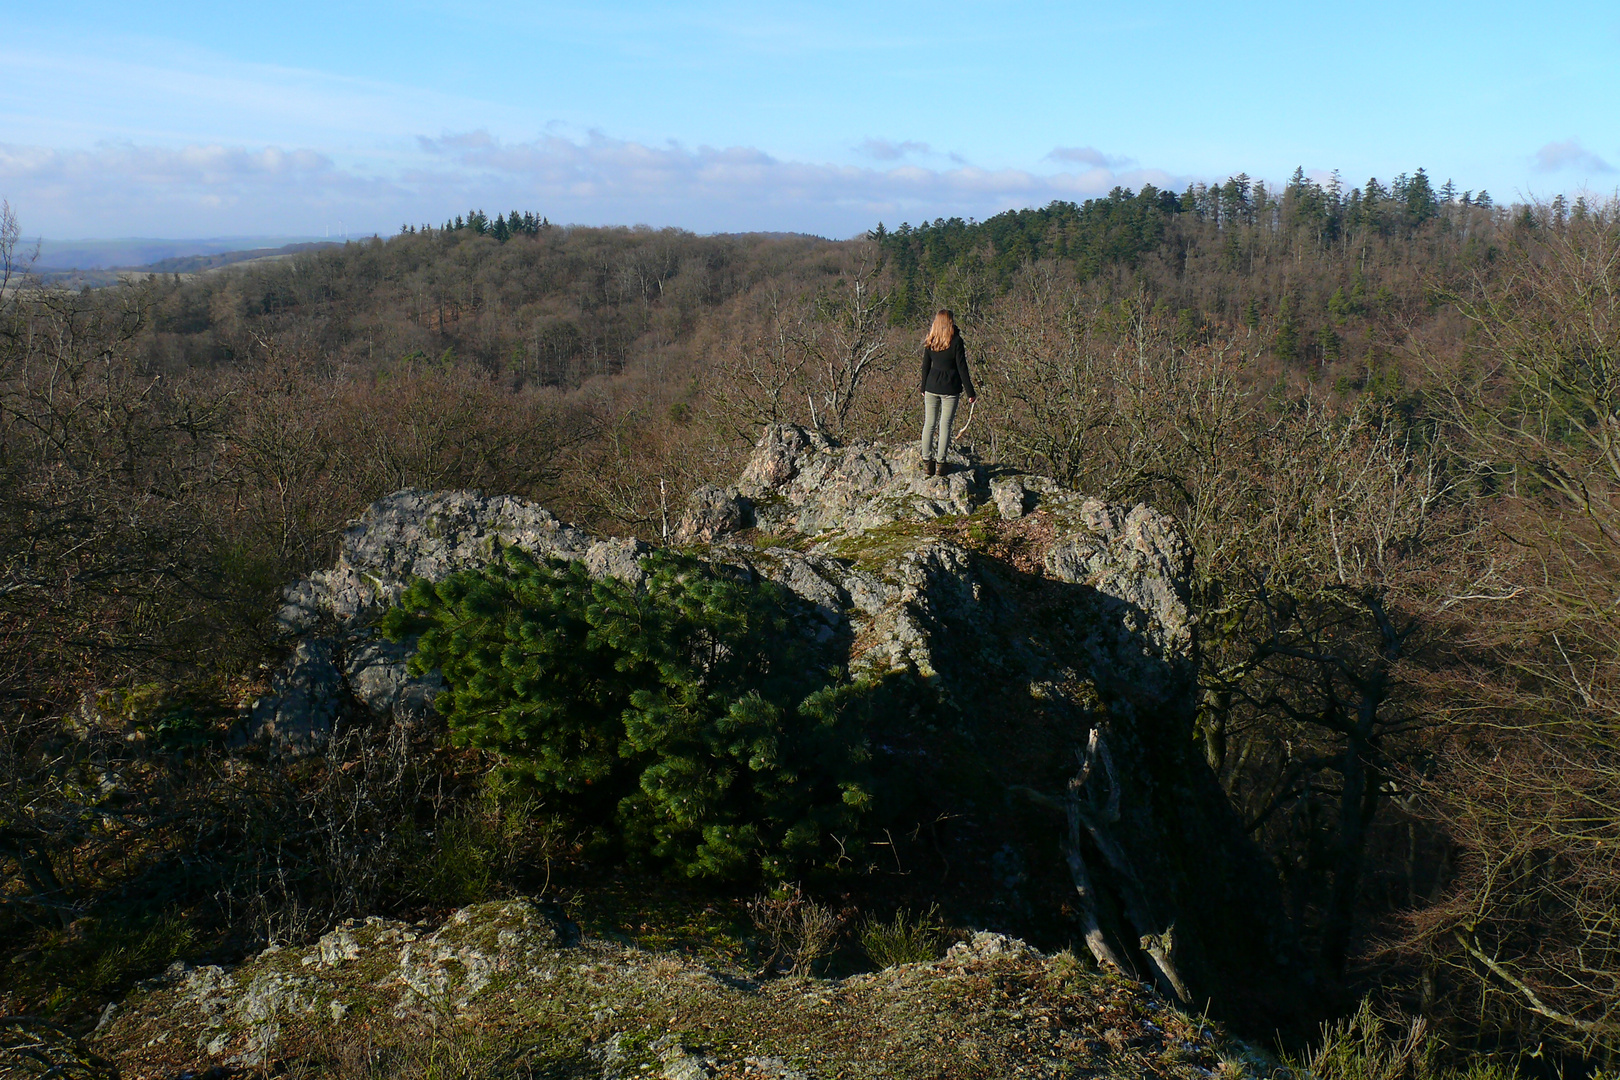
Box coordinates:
[3,0,1617,240]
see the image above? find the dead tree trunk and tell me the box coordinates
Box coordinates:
[1063,726,1195,1006]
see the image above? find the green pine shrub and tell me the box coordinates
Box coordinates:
[381,547,876,880]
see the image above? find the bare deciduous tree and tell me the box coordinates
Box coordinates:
[982,283,1469,979]
[801,248,895,436]
[1404,205,1620,1055]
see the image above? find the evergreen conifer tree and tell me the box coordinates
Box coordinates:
[382,548,877,879]
[1273,297,1300,362]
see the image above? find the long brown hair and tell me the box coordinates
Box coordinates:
[924,309,957,352]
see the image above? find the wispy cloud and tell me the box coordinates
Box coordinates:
[1,131,1182,239]
[1533,138,1615,174]
[856,138,931,161]
[0,142,398,236]
[1046,146,1135,169]
[412,130,1179,233]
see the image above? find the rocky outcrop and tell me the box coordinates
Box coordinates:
[235,424,1295,1022]
[95,898,1250,1080]
[243,428,1192,753]
[118,901,572,1069]
[241,491,646,754]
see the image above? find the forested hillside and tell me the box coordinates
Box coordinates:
[3,171,1617,1077]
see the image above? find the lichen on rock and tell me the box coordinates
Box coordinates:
[95,896,1259,1080]
[228,423,1298,1029]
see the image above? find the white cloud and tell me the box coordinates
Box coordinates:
[1533,139,1615,174]
[0,41,522,152]
[0,141,398,237]
[1046,146,1135,169]
[856,138,932,161]
[413,130,1179,232]
[2,131,1184,240]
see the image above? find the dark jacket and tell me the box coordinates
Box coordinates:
[920,332,976,398]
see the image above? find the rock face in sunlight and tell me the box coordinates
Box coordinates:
[243,491,646,755]
[246,425,1192,751]
[238,423,1297,1024]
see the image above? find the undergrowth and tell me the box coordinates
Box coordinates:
[860,903,951,966]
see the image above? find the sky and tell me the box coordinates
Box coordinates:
[3,0,1618,242]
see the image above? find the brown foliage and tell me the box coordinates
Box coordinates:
[975,287,1475,980]
[9,193,1620,1064]
[1396,207,1620,1055]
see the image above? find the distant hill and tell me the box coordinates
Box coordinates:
[24,239,353,289]
[31,236,329,271]
[134,241,347,274]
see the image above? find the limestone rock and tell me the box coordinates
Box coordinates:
[226,424,1296,1024]
[990,475,1031,519]
[738,424,980,535]
[673,484,750,544]
[243,638,342,755]
[1043,499,1196,694]
[97,899,1239,1079]
[244,490,645,753]
[278,489,600,631]
[737,422,820,491]
[341,637,443,726]
[109,901,574,1069]
[394,899,566,1015]
[945,931,1043,965]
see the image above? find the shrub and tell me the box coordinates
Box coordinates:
[748,882,845,976]
[1293,999,1521,1080]
[859,904,949,967]
[16,913,195,1007]
[381,548,875,880]
[398,786,554,908]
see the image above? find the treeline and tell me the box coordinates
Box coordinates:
[881,167,1510,383]
[878,166,1495,295]
[410,208,551,240]
[3,182,1619,1069]
[137,219,846,386]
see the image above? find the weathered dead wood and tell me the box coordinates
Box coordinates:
[1064,759,1131,973]
[1068,726,1195,1006]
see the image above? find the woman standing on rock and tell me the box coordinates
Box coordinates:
[918,309,977,477]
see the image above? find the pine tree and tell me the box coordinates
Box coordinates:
[1327,286,1353,324]
[1273,297,1300,362]
[1360,179,1387,235]
[382,548,877,879]
[1404,168,1437,227]
[1316,324,1342,363]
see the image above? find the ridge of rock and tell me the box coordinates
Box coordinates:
[231,423,1299,1026]
[94,897,1253,1080]
[245,424,1192,754]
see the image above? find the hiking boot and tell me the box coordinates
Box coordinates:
[922,459,936,477]
[935,461,951,477]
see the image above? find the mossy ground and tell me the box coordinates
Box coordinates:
[93,898,1244,1080]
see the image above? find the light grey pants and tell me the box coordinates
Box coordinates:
[920,393,959,463]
